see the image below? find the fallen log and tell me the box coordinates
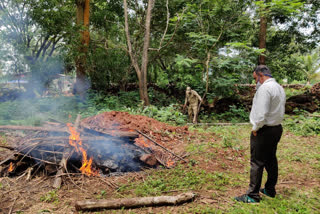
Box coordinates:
[75,192,196,211]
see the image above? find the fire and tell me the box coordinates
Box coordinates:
[67,123,98,176]
[166,159,174,167]
[8,162,14,172]
[79,147,96,176]
[134,135,150,148]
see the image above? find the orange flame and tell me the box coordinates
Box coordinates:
[8,162,14,172]
[79,147,96,176]
[134,135,150,148]
[166,159,174,167]
[67,123,98,176]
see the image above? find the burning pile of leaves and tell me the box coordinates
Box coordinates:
[0,111,189,188]
[81,111,190,166]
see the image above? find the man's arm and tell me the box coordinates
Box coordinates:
[193,90,202,102]
[183,93,188,110]
[184,93,188,106]
[251,88,271,132]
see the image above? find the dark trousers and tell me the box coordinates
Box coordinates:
[247,125,283,200]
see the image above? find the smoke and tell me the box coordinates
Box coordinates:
[0,0,92,126]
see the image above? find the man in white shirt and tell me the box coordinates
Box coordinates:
[235,65,286,203]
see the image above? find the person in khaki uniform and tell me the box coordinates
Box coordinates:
[183,87,202,123]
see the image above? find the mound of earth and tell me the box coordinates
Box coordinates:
[81,111,190,156]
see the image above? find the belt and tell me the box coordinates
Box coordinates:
[262,124,281,128]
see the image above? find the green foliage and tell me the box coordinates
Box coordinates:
[284,112,320,136]
[209,78,239,98]
[284,87,309,98]
[207,105,249,123]
[140,104,187,125]
[296,47,320,84]
[40,190,59,204]
[255,0,304,16]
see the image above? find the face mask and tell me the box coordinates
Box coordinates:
[256,81,262,90]
[256,76,261,90]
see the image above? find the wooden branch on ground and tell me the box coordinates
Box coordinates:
[136,130,187,163]
[0,145,15,150]
[0,125,68,133]
[187,123,251,126]
[75,192,196,211]
[308,114,320,118]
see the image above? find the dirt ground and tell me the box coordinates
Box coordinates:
[0,111,319,213]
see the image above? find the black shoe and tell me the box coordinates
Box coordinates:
[234,194,259,203]
[260,188,275,198]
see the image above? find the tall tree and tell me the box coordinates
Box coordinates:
[0,0,64,68]
[124,0,154,105]
[258,0,270,65]
[255,0,304,65]
[74,0,90,96]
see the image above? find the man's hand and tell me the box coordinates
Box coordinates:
[252,130,257,136]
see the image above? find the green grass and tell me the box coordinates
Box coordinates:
[228,187,320,214]
[114,123,319,213]
[40,190,59,205]
[118,166,232,197]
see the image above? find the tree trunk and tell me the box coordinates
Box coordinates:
[258,15,267,65]
[74,0,90,97]
[139,0,153,105]
[258,0,270,65]
[123,0,153,106]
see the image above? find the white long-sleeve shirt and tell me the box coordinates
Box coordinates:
[250,78,286,131]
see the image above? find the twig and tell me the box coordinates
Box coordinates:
[136,130,187,163]
[26,167,33,181]
[8,197,18,214]
[98,177,119,189]
[0,145,15,150]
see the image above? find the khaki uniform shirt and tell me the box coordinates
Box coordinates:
[185,90,202,106]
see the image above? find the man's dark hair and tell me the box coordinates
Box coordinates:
[254,65,272,75]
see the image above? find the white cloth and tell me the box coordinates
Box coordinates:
[250,78,286,131]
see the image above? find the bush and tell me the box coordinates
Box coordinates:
[284,112,320,136]
[126,104,187,125]
[205,105,249,123]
